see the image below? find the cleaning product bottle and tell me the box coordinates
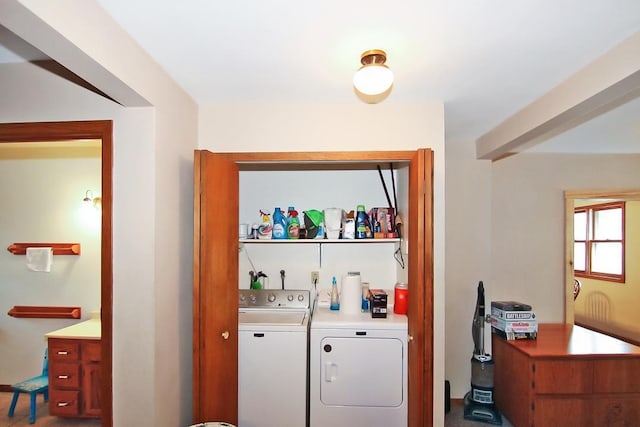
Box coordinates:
[287,207,301,239]
[257,210,272,239]
[355,204,371,239]
[330,276,340,310]
[272,207,287,239]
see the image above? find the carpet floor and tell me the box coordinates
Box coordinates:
[2,391,514,427]
[445,401,514,427]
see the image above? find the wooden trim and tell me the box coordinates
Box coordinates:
[0,120,113,427]
[565,189,639,324]
[565,189,640,201]
[192,150,202,419]
[8,305,81,319]
[216,150,417,163]
[194,149,435,426]
[575,321,640,347]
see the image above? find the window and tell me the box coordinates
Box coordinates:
[574,201,625,283]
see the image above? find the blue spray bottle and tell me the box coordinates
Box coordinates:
[330,276,340,310]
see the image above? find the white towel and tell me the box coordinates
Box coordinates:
[26,247,53,272]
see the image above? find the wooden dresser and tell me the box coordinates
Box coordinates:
[48,337,102,418]
[45,316,102,419]
[492,323,640,427]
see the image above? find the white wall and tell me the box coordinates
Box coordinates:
[1,2,198,425]
[491,153,640,318]
[0,150,101,383]
[444,138,492,399]
[445,148,640,399]
[0,59,193,426]
[199,102,447,425]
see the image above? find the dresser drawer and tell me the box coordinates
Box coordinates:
[593,359,640,393]
[50,364,81,389]
[49,390,80,417]
[49,340,80,362]
[592,396,640,426]
[533,360,592,394]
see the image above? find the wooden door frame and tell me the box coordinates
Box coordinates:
[0,121,113,427]
[193,149,434,426]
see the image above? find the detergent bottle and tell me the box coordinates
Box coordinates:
[287,206,301,239]
[272,207,288,239]
[355,204,372,239]
[257,210,272,239]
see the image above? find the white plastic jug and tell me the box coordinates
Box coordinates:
[323,208,343,239]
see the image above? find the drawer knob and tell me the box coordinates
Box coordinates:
[57,351,69,355]
[57,375,70,379]
[57,402,71,407]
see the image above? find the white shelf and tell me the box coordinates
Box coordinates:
[239,238,399,244]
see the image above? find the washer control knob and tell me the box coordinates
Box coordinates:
[298,294,305,302]
[239,294,246,302]
[287,294,294,302]
[249,294,256,303]
[267,293,276,303]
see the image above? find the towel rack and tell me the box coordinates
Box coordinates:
[8,306,81,319]
[7,243,81,255]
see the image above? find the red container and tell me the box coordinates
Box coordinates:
[394,282,408,315]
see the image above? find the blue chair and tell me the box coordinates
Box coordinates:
[7,349,49,424]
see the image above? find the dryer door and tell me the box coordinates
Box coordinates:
[320,336,404,407]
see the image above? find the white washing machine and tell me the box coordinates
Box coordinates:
[238,289,310,427]
[310,302,408,427]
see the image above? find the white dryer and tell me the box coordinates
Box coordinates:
[310,303,408,427]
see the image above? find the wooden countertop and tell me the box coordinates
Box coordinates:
[496,323,640,358]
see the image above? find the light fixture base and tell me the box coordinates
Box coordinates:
[360,49,388,66]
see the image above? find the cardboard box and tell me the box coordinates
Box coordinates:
[369,289,388,318]
[492,327,538,340]
[371,207,395,238]
[491,307,536,320]
[490,316,538,333]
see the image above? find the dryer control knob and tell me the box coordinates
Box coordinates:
[297,294,305,302]
[267,293,276,303]
[287,294,294,302]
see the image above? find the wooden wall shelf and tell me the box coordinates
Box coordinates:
[7,243,81,255]
[8,306,81,319]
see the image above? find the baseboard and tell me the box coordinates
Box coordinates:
[451,398,465,407]
[0,384,13,392]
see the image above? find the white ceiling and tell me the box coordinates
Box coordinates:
[1,1,639,152]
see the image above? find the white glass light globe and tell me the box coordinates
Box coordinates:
[353,65,394,95]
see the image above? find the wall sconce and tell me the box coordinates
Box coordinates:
[82,190,102,209]
[353,49,394,96]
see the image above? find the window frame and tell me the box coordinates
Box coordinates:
[574,201,625,283]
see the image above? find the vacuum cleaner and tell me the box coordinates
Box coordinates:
[463,281,502,425]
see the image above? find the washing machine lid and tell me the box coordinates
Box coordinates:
[239,310,308,326]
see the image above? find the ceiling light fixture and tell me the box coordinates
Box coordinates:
[353,49,394,96]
